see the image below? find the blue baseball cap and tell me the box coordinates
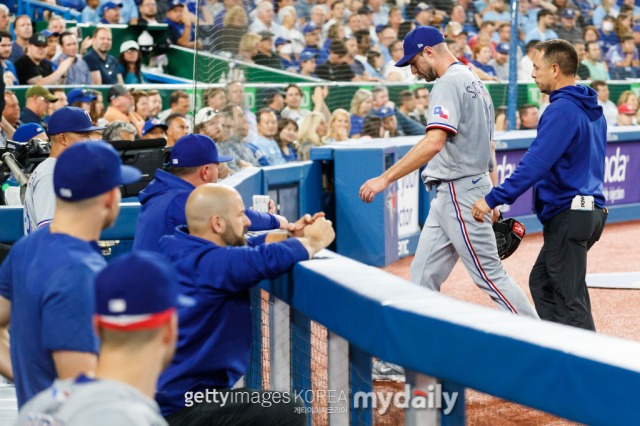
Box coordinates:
[561,8,576,19]
[376,106,394,118]
[168,0,184,9]
[12,123,46,143]
[496,42,510,54]
[395,26,446,67]
[48,106,106,135]
[67,88,97,105]
[54,141,141,201]
[376,24,387,34]
[41,30,60,38]
[142,118,168,136]
[95,251,193,331]
[299,50,318,62]
[414,2,432,17]
[170,134,232,167]
[303,23,319,34]
[102,0,122,13]
[275,37,290,48]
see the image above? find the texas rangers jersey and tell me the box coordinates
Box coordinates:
[17,376,168,426]
[422,63,495,186]
[24,157,57,235]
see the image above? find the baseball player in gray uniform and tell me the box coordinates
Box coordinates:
[360,26,538,318]
[17,251,184,426]
[23,107,104,234]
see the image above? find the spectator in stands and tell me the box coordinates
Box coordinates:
[614,13,632,39]
[345,13,363,37]
[9,16,32,63]
[166,0,202,49]
[275,118,299,161]
[518,39,539,81]
[194,107,220,140]
[398,90,424,127]
[361,115,383,138]
[554,8,582,44]
[274,38,295,72]
[281,84,329,126]
[413,3,434,27]
[412,87,429,124]
[262,88,285,117]
[593,0,619,28]
[525,10,558,45]
[583,25,599,44]
[0,5,8,33]
[213,6,247,53]
[448,5,477,36]
[377,26,396,65]
[47,89,68,120]
[387,6,404,36]
[299,50,319,77]
[54,32,93,85]
[571,42,591,80]
[81,0,101,23]
[598,16,619,58]
[67,88,95,112]
[470,43,497,77]
[89,90,106,126]
[204,87,226,111]
[384,40,417,81]
[138,0,159,23]
[278,11,304,56]
[297,111,327,160]
[488,42,510,80]
[0,140,134,409]
[518,103,539,130]
[165,113,190,146]
[617,90,638,109]
[147,90,163,119]
[0,32,17,85]
[218,105,262,169]
[84,27,123,85]
[104,84,145,135]
[301,23,323,62]
[481,0,509,23]
[249,108,286,165]
[316,39,357,81]
[467,21,495,53]
[324,108,350,142]
[158,90,190,122]
[249,2,282,37]
[353,29,371,65]
[100,1,122,24]
[309,6,327,41]
[377,105,400,137]
[227,81,258,139]
[236,33,260,63]
[607,35,639,72]
[133,90,149,120]
[103,120,137,141]
[371,86,424,136]
[324,3,346,37]
[367,0,388,27]
[41,30,60,68]
[583,41,611,80]
[349,88,372,138]
[156,183,329,423]
[20,86,57,127]
[616,103,636,126]
[12,123,48,142]
[3,90,21,129]
[142,118,168,139]
[295,0,316,23]
[253,31,283,69]
[118,41,146,84]
[364,49,385,79]
[14,33,72,85]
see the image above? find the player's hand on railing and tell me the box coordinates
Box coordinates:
[288,212,326,237]
[302,217,335,257]
[359,176,390,203]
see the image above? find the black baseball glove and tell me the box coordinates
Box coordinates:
[493,213,526,260]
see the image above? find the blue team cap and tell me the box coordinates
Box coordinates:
[95,252,193,331]
[48,106,106,135]
[41,30,60,38]
[395,26,446,68]
[561,8,576,19]
[376,24,387,34]
[54,141,141,201]
[170,134,232,167]
[303,23,319,34]
[496,42,510,54]
[299,50,318,62]
[12,123,46,142]
[102,0,122,12]
[141,118,168,136]
[67,88,97,105]
[275,37,290,47]
[168,0,184,9]
[376,106,394,118]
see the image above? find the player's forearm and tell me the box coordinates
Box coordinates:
[0,327,12,382]
[490,142,499,187]
[382,131,445,185]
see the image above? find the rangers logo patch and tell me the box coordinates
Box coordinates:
[433,106,449,121]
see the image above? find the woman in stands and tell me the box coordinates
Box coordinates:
[296,112,327,161]
[388,6,404,37]
[325,108,351,143]
[90,90,106,127]
[133,91,150,120]
[613,13,632,38]
[349,89,372,139]
[360,116,383,140]
[470,44,497,77]
[118,41,147,84]
[237,33,261,63]
[216,6,248,54]
[275,118,299,162]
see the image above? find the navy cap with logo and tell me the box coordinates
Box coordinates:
[303,23,319,34]
[54,141,141,201]
[414,2,432,17]
[67,88,97,105]
[48,106,106,135]
[95,251,193,331]
[262,87,285,103]
[376,106,394,118]
[169,0,184,9]
[561,8,576,19]
[12,123,46,143]
[170,134,232,167]
[299,50,318,62]
[41,30,60,38]
[142,118,168,136]
[395,26,446,68]
[496,42,510,54]
[102,0,122,12]
[275,37,290,47]
[29,33,48,47]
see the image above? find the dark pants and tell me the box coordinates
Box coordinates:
[165,388,307,426]
[529,207,608,331]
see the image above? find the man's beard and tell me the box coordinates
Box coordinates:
[221,226,248,247]
[417,64,438,82]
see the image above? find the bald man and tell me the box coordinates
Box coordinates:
[157,184,333,425]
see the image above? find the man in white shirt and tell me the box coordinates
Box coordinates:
[248,2,282,38]
[518,39,538,81]
[591,80,619,125]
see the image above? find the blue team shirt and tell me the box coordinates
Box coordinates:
[0,225,104,408]
[156,225,309,416]
[350,115,365,137]
[470,60,497,77]
[2,60,17,84]
[165,18,194,43]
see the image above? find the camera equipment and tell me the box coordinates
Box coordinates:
[108,138,167,198]
[0,138,51,204]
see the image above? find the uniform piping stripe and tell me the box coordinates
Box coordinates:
[37,219,52,227]
[426,123,458,134]
[448,182,518,314]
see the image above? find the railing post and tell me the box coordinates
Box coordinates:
[405,372,467,426]
[349,344,372,426]
[404,371,440,426]
[270,296,291,393]
[328,331,349,425]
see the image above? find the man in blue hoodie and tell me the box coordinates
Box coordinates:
[472,40,608,331]
[133,134,301,252]
[157,183,334,424]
